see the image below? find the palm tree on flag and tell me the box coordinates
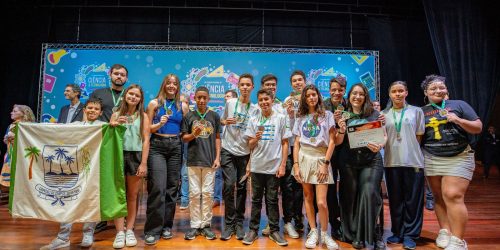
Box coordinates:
[24,146,41,180]
[65,155,76,175]
[55,148,69,175]
[44,155,55,174]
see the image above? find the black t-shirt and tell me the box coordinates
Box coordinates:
[89,88,124,122]
[421,100,479,156]
[181,110,221,167]
[339,110,380,167]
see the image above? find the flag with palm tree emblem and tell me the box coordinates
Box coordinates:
[8,122,127,223]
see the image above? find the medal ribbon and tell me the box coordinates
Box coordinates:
[392,106,407,134]
[164,99,175,113]
[233,99,251,118]
[259,113,271,126]
[430,100,446,111]
[196,109,208,120]
[110,88,125,108]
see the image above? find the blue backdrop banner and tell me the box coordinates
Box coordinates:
[40,45,378,122]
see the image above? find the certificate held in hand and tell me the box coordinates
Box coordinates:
[347,120,385,149]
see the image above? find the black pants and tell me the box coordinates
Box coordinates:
[220,148,249,229]
[483,149,500,178]
[278,153,294,223]
[144,135,182,236]
[339,154,384,244]
[385,167,425,239]
[249,173,280,233]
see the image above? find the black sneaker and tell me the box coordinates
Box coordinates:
[220,227,233,241]
[162,228,173,239]
[184,228,200,240]
[201,227,216,240]
[242,230,258,245]
[294,217,304,232]
[235,224,245,240]
[144,234,158,245]
[269,231,288,246]
[94,221,108,234]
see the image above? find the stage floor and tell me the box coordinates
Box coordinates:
[1,166,499,249]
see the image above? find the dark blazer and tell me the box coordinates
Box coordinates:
[57,102,84,123]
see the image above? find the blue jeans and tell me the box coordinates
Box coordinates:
[180,164,189,204]
[213,168,222,202]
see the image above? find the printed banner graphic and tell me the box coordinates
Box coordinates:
[41,46,377,121]
[9,123,127,223]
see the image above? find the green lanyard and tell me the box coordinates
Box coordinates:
[259,114,271,126]
[196,109,208,120]
[164,100,175,111]
[110,88,124,107]
[274,98,282,104]
[430,100,446,110]
[392,106,407,134]
[234,99,250,117]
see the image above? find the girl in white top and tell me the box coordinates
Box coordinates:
[292,85,338,250]
[109,84,150,249]
[381,81,425,249]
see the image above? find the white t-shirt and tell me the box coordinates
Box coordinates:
[245,112,292,174]
[292,110,336,148]
[221,98,259,156]
[382,105,425,168]
[71,120,105,125]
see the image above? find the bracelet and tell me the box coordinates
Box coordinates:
[338,131,345,134]
[293,162,299,166]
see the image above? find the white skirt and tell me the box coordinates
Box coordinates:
[297,145,334,184]
[423,146,475,181]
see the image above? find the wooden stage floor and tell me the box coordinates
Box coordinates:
[1,166,499,249]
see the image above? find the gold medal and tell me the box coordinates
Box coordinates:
[341,112,351,120]
[439,109,448,117]
[112,106,119,112]
[310,137,316,143]
[258,126,265,131]
[166,109,173,115]
[397,132,402,141]
[127,116,133,124]
[337,104,344,111]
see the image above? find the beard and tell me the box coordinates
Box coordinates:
[113,79,125,86]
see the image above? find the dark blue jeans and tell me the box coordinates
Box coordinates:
[144,135,182,237]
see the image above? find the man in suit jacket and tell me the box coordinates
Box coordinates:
[58,84,84,123]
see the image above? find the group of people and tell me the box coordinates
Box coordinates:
[1,63,483,250]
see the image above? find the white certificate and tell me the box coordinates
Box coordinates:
[347,120,385,149]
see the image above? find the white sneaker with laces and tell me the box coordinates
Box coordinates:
[445,236,468,250]
[436,229,451,248]
[284,222,300,239]
[40,238,70,250]
[113,231,126,249]
[321,231,339,250]
[261,224,270,235]
[305,228,319,249]
[125,229,137,247]
[80,232,94,248]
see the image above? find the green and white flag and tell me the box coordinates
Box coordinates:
[8,123,127,223]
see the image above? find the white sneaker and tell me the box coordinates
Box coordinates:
[284,222,300,239]
[321,231,339,250]
[445,236,468,250]
[40,238,70,250]
[261,224,270,235]
[436,229,451,248]
[305,228,319,249]
[80,232,94,247]
[113,231,126,249]
[125,229,137,247]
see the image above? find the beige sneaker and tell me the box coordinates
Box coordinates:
[284,222,300,239]
[436,229,451,248]
[445,236,468,250]
[321,231,339,250]
[305,228,319,249]
[261,224,270,235]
